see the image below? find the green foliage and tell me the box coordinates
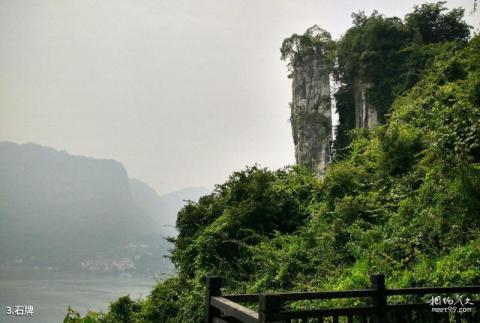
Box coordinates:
[172,165,322,282]
[73,5,480,323]
[335,11,410,121]
[138,277,184,322]
[280,25,335,73]
[64,306,103,323]
[334,2,471,153]
[405,2,471,44]
[106,296,141,323]
[378,124,424,176]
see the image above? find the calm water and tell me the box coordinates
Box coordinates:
[0,271,156,323]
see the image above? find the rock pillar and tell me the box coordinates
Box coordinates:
[354,78,378,129]
[290,54,332,176]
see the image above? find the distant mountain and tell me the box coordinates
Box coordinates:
[0,142,179,273]
[129,179,209,236]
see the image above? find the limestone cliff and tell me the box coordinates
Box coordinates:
[290,54,332,176]
[354,78,379,129]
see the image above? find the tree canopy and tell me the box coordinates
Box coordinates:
[333,2,471,154]
[280,25,335,72]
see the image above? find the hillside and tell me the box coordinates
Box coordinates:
[0,142,204,273]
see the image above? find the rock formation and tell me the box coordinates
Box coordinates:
[354,78,378,129]
[290,54,332,176]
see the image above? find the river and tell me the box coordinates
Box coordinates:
[0,270,157,322]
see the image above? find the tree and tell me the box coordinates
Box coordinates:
[333,2,471,155]
[280,25,335,72]
[405,2,471,44]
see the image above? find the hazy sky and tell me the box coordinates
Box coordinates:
[1,0,478,194]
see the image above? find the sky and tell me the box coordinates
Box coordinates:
[1,0,479,194]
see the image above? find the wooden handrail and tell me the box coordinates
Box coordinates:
[205,274,480,323]
[211,297,258,323]
[252,289,377,302]
[224,294,259,303]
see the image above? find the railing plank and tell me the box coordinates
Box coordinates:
[211,296,259,323]
[387,302,430,310]
[259,289,377,302]
[224,294,259,303]
[267,306,375,321]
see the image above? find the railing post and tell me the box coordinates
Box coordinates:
[371,274,388,323]
[205,276,222,323]
[259,294,281,323]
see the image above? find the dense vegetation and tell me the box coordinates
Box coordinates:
[280,25,335,73]
[334,2,471,155]
[66,2,480,322]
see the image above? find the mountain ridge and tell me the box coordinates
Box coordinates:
[0,141,207,273]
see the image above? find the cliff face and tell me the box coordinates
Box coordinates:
[354,78,379,129]
[290,54,332,176]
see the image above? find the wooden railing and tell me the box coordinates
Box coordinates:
[205,274,480,323]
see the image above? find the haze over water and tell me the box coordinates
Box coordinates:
[0,271,154,323]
